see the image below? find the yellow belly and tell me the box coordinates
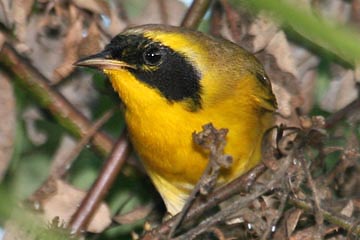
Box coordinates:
[104,68,272,215]
[125,105,266,214]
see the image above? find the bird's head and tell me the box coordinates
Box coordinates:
[76,24,275,112]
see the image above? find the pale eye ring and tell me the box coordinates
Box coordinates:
[143,47,164,66]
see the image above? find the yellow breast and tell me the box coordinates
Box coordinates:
[104,68,273,214]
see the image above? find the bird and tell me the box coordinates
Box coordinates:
[76,24,277,215]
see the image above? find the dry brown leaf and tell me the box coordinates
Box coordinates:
[247,13,278,53]
[0,0,12,27]
[271,81,294,118]
[320,67,357,112]
[318,0,351,23]
[290,225,342,240]
[131,0,186,26]
[291,46,320,113]
[73,0,110,16]
[24,14,64,79]
[0,72,15,182]
[266,32,298,80]
[290,226,319,240]
[113,203,154,225]
[102,1,127,37]
[293,47,319,81]
[22,107,47,145]
[52,9,83,82]
[286,209,303,236]
[273,208,303,239]
[78,20,102,58]
[260,195,278,209]
[12,0,34,38]
[340,200,354,217]
[29,178,111,233]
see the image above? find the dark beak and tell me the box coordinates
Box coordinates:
[75,51,133,70]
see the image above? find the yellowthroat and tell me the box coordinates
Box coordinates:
[77,24,277,215]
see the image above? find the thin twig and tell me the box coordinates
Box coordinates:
[50,109,115,178]
[289,196,360,236]
[168,160,213,238]
[209,227,226,240]
[209,1,223,37]
[69,131,131,235]
[325,97,360,129]
[260,184,290,240]
[140,164,266,240]
[220,0,242,42]
[323,135,359,186]
[159,0,169,24]
[169,124,232,238]
[181,0,213,29]
[298,149,324,239]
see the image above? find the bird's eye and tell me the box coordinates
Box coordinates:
[143,47,163,66]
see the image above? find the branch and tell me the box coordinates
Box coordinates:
[181,0,213,29]
[69,131,131,234]
[325,97,360,129]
